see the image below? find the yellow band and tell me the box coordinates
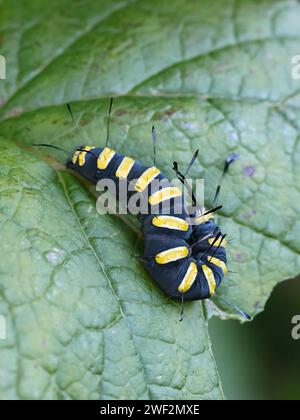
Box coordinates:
[72,146,94,166]
[116,157,135,179]
[135,167,161,192]
[149,187,182,206]
[178,262,198,293]
[152,216,189,232]
[202,265,216,295]
[207,256,227,275]
[155,246,189,265]
[208,237,227,248]
[195,212,214,224]
[97,147,116,170]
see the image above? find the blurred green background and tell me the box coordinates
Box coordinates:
[210,276,300,400]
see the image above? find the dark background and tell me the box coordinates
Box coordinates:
[209,276,300,400]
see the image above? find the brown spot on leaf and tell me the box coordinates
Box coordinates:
[79,119,91,126]
[115,109,127,117]
[155,108,177,121]
[165,109,177,117]
[6,107,24,118]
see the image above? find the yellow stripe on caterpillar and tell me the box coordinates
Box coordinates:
[202,264,217,295]
[72,151,80,165]
[135,167,161,192]
[208,237,227,248]
[155,246,189,265]
[152,216,189,232]
[149,187,182,206]
[116,157,135,179]
[72,146,94,166]
[97,147,116,170]
[195,212,214,224]
[178,262,198,293]
[207,256,228,275]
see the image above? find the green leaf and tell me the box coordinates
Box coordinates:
[0,0,300,400]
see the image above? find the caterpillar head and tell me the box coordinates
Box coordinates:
[66,145,101,183]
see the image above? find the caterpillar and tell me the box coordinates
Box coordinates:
[35,99,251,321]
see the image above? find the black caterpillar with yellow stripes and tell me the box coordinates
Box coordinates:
[36,100,250,320]
[67,144,228,303]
